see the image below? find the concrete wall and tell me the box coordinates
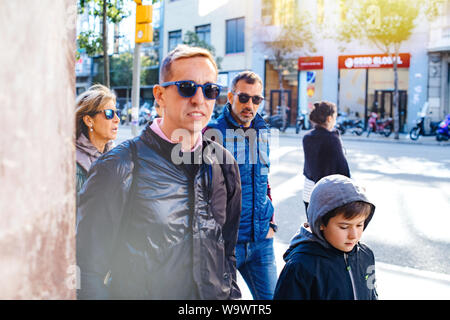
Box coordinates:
[0,0,77,299]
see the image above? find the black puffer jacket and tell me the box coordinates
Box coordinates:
[76,124,242,300]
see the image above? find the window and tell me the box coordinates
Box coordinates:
[226,17,245,54]
[195,24,211,45]
[168,30,182,51]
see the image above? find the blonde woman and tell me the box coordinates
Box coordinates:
[75,84,119,194]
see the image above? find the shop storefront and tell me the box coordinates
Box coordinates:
[338,53,411,131]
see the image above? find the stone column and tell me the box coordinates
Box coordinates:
[0,0,77,299]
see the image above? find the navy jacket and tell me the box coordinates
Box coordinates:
[205,104,274,243]
[303,126,350,183]
[274,240,378,300]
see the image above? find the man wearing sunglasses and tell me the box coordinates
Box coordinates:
[204,71,277,300]
[77,45,242,300]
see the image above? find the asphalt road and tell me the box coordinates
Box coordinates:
[270,131,450,275]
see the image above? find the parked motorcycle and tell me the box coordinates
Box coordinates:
[367,112,393,137]
[436,114,450,141]
[138,108,152,126]
[409,102,441,140]
[295,113,306,134]
[336,112,364,136]
[119,108,128,125]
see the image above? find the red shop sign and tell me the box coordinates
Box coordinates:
[338,53,410,69]
[298,56,323,70]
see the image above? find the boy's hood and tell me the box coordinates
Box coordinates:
[284,175,375,261]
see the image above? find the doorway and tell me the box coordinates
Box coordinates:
[270,89,292,125]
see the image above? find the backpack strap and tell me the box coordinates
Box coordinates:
[103,138,138,287]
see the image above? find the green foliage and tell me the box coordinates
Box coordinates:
[93,51,158,86]
[77,0,130,57]
[261,11,316,81]
[182,30,223,69]
[77,30,103,57]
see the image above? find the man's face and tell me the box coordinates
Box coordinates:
[155,56,217,138]
[228,80,263,127]
[320,213,366,252]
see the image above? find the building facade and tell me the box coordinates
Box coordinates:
[159,0,446,130]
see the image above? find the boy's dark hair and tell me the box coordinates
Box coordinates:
[309,101,336,126]
[321,201,372,227]
[231,70,263,91]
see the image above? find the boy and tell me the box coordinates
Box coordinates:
[274,174,378,300]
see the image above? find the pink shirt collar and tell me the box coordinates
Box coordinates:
[150,118,203,152]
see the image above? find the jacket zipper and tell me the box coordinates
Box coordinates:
[344,253,358,300]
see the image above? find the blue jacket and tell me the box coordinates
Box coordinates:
[206,103,274,243]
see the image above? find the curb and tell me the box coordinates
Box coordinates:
[276,128,450,147]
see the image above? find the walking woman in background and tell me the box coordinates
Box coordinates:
[75,84,119,195]
[302,101,350,212]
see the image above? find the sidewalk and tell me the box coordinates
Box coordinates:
[279,126,450,147]
[237,240,450,300]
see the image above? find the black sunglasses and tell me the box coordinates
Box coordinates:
[232,92,264,105]
[160,80,222,100]
[94,109,118,120]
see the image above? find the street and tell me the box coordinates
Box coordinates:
[116,124,450,299]
[269,130,450,275]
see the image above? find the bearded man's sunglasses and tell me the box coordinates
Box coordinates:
[232,92,264,105]
[160,80,222,100]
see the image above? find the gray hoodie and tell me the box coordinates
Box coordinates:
[287,174,375,256]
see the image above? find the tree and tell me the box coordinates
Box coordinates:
[259,6,316,130]
[338,0,444,139]
[93,51,157,87]
[78,0,130,88]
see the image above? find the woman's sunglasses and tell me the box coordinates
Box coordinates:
[160,80,222,100]
[232,92,264,105]
[94,109,118,120]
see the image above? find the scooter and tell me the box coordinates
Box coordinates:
[295,113,306,134]
[436,114,450,141]
[367,112,393,137]
[336,112,364,136]
[262,106,289,132]
[138,108,152,126]
[409,103,441,140]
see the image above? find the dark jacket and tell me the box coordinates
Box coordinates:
[206,103,274,243]
[75,133,114,195]
[274,175,377,300]
[303,126,350,183]
[76,124,242,300]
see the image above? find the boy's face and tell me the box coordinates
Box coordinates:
[320,213,367,252]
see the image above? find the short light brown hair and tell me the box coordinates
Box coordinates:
[231,70,263,91]
[75,84,116,138]
[160,44,218,82]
